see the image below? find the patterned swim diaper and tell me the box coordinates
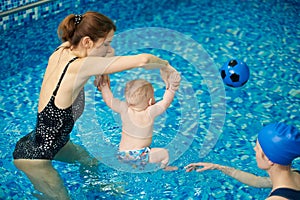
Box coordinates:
[118,147,151,166]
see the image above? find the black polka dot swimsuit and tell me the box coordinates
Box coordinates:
[13,57,85,160]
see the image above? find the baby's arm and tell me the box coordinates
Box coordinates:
[100,77,114,109]
[150,71,181,117]
[98,75,125,113]
[185,162,272,188]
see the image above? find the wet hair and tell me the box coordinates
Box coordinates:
[57,11,116,47]
[125,79,154,108]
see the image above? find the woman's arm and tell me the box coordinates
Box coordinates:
[185,162,272,188]
[80,53,169,78]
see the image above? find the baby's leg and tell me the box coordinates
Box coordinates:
[14,159,70,199]
[149,148,178,171]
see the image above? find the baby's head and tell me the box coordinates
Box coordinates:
[125,79,154,110]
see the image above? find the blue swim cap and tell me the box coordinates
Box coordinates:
[258,122,300,165]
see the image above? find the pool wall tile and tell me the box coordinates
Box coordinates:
[0,0,99,31]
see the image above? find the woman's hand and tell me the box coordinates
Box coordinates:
[168,71,181,91]
[94,75,110,91]
[142,54,169,70]
[185,162,219,172]
[94,75,101,88]
[160,64,177,89]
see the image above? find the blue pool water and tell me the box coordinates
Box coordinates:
[1,0,300,199]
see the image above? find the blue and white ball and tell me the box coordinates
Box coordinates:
[220,59,250,87]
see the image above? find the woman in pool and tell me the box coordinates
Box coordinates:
[12,11,174,199]
[185,122,300,199]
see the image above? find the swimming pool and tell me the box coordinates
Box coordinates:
[1,0,300,199]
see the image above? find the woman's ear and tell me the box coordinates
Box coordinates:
[148,98,153,106]
[267,159,274,167]
[81,36,93,48]
[262,153,274,166]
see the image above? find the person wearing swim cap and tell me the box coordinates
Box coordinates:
[185,122,300,199]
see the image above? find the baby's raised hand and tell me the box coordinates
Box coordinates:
[94,75,110,91]
[94,75,102,88]
[168,71,181,92]
[160,64,177,88]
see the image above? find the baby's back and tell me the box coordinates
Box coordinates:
[119,108,154,150]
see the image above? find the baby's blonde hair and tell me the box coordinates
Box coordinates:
[125,79,154,109]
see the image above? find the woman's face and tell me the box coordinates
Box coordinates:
[88,30,115,57]
[254,140,270,170]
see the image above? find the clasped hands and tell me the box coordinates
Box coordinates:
[160,64,181,91]
[94,74,110,91]
[94,64,181,91]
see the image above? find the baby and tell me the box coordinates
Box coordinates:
[97,67,180,171]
